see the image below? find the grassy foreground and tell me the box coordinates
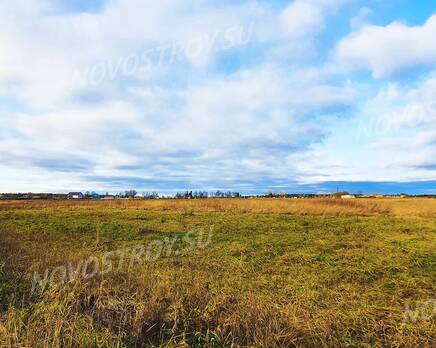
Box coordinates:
[0,198,435,347]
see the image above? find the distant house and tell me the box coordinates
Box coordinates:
[18,193,32,200]
[101,195,115,200]
[341,194,356,199]
[68,192,84,199]
[361,194,384,198]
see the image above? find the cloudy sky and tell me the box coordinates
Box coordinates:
[1,0,435,194]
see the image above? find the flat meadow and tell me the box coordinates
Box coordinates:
[0,198,435,347]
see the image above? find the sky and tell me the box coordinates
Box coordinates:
[0,0,435,195]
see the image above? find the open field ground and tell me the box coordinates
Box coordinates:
[0,198,435,347]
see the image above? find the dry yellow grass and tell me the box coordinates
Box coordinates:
[0,197,434,217]
[1,197,434,217]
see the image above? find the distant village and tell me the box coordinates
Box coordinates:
[0,190,434,200]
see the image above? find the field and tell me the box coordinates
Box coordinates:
[0,198,435,347]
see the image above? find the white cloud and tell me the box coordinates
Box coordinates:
[357,76,436,178]
[0,0,263,108]
[0,0,348,110]
[280,1,324,38]
[287,73,436,183]
[361,77,436,134]
[366,77,436,171]
[280,0,345,38]
[334,15,436,78]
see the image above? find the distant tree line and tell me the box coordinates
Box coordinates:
[174,191,241,199]
[1,191,435,200]
[0,193,68,200]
